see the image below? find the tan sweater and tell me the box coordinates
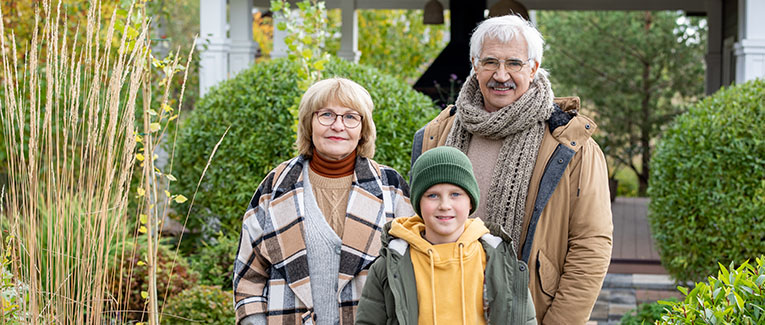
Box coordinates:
[466,135,503,221]
[307,168,353,237]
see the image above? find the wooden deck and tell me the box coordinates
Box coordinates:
[608,197,666,274]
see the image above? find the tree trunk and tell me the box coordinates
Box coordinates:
[637,11,653,197]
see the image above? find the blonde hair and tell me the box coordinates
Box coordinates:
[296,77,376,158]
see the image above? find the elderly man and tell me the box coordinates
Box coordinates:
[411,15,613,324]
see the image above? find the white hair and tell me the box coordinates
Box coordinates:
[469,14,546,78]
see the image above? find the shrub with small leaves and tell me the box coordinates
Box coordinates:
[621,298,678,325]
[171,57,438,240]
[190,231,238,289]
[658,256,765,324]
[160,285,235,325]
[648,79,765,282]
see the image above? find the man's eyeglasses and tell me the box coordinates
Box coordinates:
[477,57,532,72]
[314,110,363,128]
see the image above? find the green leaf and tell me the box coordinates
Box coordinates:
[312,60,325,71]
[301,48,312,59]
[270,0,283,12]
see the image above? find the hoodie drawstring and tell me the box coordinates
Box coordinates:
[428,249,438,325]
[459,243,466,325]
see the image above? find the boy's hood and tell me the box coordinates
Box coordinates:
[380,217,516,252]
[386,216,488,254]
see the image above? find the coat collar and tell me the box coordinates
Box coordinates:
[268,154,387,308]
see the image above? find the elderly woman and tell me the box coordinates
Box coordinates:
[233,77,414,325]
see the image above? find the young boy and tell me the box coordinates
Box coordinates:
[356,147,536,324]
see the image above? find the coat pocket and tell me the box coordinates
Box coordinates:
[536,250,560,298]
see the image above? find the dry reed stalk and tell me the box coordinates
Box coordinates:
[0,0,193,324]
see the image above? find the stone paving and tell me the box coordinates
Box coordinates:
[587,273,686,324]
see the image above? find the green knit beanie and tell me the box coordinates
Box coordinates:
[410,146,480,216]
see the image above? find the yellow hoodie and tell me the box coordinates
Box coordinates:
[389,216,490,325]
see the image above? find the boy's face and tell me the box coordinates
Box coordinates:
[420,183,472,245]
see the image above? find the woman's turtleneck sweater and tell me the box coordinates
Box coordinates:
[389,217,489,325]
[307,149,356,237]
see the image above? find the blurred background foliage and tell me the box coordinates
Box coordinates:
[253,8,449,85]
[538,11,707,196]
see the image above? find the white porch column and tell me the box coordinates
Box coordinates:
[230,0,259,75]
[337,0,360,62]
[705,0,723,94]
[199,0,229,96]
[734,0,765,83]
[271,10,294,59]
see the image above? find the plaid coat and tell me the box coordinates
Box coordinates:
[233,155,414,324]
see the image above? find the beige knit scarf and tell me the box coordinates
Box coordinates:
[446,72,554,247]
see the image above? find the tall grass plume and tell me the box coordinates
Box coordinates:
[0,0,194,323]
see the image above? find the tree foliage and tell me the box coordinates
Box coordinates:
[357,10,449,84]
[256,8,448,85]
[537,11,707,195]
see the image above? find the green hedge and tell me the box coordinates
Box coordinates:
[648,79,765,282]
[171,57,437,239]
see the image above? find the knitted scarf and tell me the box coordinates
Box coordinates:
[446,72,554,247]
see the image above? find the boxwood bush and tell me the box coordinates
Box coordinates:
[648,79,765,282]
[171,56,438,239]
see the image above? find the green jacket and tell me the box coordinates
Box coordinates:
[356,222,536,325]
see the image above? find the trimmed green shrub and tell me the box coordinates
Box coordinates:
[658,256,765,324]
[161,285,235,324]
[171,57,438,238]
[190,231,238,290]
[621,298,678,325]
[648,79,765,282]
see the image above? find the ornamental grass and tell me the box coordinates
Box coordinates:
[0,0,201,323]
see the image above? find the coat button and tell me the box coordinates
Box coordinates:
[558,158,563,164]
[430,136,434,140]
[585,124,591,130]
[519,264,526,272]
[570,141,576,146]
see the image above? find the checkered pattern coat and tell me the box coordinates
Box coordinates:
[233,155,414,324]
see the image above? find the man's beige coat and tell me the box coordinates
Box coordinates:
[415,97,613,324]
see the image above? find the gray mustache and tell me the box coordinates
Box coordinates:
[487,79,516,89]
